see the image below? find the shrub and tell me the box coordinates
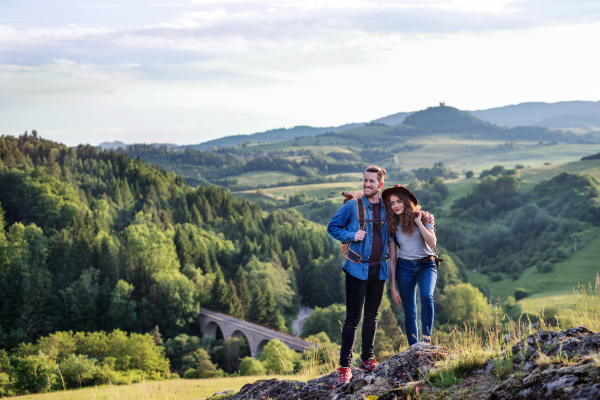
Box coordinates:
[472,283,490,299]
[465,171,474,179]
[258,339,298,374]
[554,248,569,260]
[239,357,265,376]
[10,353,56,394]
[541,261,554,273]
[304,332,331,345]
[59,354,97,388]
[183,368,198,379]
[514,288,528,301]
[301,304,346,343]
[504,296,516,310]
[490,273,503,282]
[182,349,219,378]
[438,283,489,325]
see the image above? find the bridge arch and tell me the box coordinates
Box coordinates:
[231,329,247,341]
[256,339,270,356]
[198,309,314,358]
[203,321,224,341]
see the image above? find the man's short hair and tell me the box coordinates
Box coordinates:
[365,165,386,182]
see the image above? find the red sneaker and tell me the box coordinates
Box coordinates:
[337,366,352,384]
[358,357,379,373]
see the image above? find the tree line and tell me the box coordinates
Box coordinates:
[0,133,344,354]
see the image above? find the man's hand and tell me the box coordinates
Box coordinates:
[391,287,402,307]
[414,210,422,224]
[354,230,366,241]
[425,212,435,226]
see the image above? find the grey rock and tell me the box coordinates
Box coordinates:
[514,387,532,398]
[571,383,600,400]
[485,360,495,374]
[223,345,447,400]
[544,374,579,396]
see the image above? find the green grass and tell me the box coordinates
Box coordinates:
[13,375,310,400]
[519,159,600,183]
[440,178,476,210]
[465,233,600,322]
[234,181,363,199]
[230,171,299,186]
[392,140,600,173]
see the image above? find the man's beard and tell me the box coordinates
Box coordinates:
[364,187,379,198]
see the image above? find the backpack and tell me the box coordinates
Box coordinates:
[340,191,388,264]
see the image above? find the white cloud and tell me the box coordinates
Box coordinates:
[0,0,599,146]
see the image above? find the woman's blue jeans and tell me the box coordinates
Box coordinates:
[395,258,437,345]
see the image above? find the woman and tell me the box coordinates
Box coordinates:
[382,184,437,345]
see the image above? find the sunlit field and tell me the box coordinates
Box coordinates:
[12,375,311,400]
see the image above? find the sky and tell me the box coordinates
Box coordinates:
[1,0,599,146]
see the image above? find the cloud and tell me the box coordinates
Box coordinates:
[0,0,599,146]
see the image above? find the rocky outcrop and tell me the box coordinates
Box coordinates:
[218,345,446,400]
[489,326,600,399]
[210,326,600,400]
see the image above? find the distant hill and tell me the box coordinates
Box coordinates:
[469,100,600,127]
[98,141,178,150]
[371,111,414,126]
[187,123,365,150]
[535,112,600,130]
[403,104,495,133]
[399,104,573,142]
[100,101,599,151]
[98,141,127,149]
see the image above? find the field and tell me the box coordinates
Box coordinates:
[229,171,298,186]
[465,233,600,322]
[233,180,363,200]
[13,375,310,400]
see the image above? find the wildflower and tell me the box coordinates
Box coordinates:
[459,349,463,353]
[442,339,446,342]
[416,387,419,393]
[584,324,587,328]
[332,385,336,388]
[403,373,406,376]
[384,354,388,357]
[571,324,574,326]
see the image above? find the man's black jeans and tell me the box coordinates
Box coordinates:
[339,265,385,368]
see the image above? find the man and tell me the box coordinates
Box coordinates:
[327,166,434,384]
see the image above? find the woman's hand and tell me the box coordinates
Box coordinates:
[391,286,402,307]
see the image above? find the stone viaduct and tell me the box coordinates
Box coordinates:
[198,308,314,358]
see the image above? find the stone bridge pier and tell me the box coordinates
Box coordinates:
[198,308,314,358]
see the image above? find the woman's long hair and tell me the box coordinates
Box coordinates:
[384,192,427,236]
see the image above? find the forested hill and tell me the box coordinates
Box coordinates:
[0,133,343,349]
[397,105,572,141]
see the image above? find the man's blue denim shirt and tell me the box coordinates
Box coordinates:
[327,194,389,281]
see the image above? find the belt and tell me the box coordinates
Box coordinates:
[399,256,435,263]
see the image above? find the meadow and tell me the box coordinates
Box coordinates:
[11,375,309,400]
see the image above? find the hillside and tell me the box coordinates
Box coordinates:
[401,104,573,141]
[112,104,600,194]
[469,100,600,128]
[185,123,365,150]
[0,133,343,351]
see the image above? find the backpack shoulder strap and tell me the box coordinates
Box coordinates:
[391,229,400,249]
[357,198,365,231]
